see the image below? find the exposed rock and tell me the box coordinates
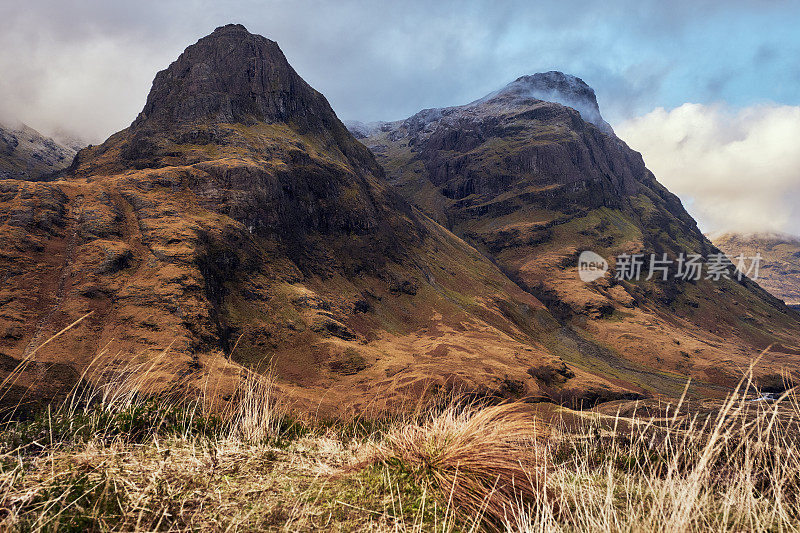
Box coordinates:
[310,314,357,341]
[474,71,614,134]
[92,241,134,274]
[528,361,575,386]
[557,385,644,410]
[135,24,331,131]
[344,120,389,139]
[353,298,372,313]
[388,278,418,296]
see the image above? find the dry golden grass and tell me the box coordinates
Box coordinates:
[2,346,800,531]
[513,375,800,532]
[370,402,549,529]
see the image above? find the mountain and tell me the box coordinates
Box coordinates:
[350,74,800,396]
[472,71,614,135]
[3,27,798,417]
[49,128,88,153]
[0,122,77,180]
[345,72,613,140]
[713,233,800,308]
[0,25,641,415]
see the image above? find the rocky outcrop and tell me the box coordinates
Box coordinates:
[133,25,351,137]
[475,71,614,134]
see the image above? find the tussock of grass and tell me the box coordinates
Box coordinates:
[370,402,549,528]
[515,374,800,532]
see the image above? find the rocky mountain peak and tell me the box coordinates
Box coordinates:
[482,71,614,135]
[131,24,332,132]
[69,24,368,176]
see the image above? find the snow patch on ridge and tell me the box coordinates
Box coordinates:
[477,71,614,135]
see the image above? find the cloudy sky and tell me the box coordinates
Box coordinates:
[1,0,798,235]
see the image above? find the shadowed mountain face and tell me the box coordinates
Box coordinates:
[0,123,76,180]
[0,25,647,415]
[352,78,800,395]
[68,25,426,280]
[713,233,800,307]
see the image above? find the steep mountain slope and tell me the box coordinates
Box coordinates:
[0,25,640,415]
[714,233,800,307]
[0,123,76,180]
[352,75,800,394]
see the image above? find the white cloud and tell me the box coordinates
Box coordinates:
[616,103,800,236]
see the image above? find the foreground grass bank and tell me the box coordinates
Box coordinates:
[1,369,799,531]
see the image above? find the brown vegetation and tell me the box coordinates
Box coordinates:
[1,349,799,531]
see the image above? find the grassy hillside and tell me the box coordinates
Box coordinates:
[714,232,800,307]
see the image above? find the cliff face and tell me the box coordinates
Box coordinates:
[134,24,332,130]
[0,26,643,415]
[353,75,800,392]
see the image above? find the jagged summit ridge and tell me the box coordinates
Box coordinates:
[132,24,331,132]
[346,71,614,139]
[477,71,614,134]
